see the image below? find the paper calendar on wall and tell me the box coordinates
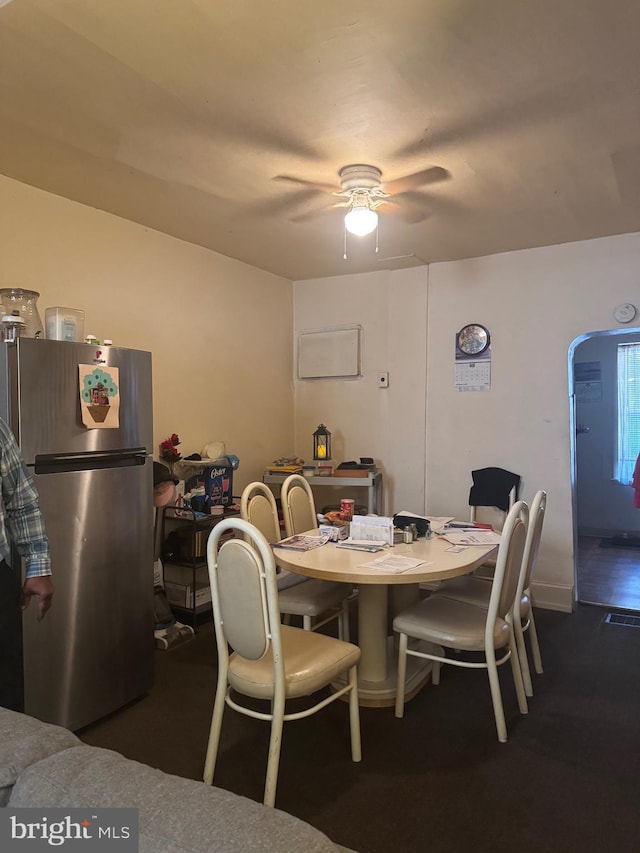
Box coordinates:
[454,333,491,392]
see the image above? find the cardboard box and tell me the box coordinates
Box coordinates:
[164,581,211,609]
[185,464,233,506]
[163,563,208,586]
[319,523,349,541]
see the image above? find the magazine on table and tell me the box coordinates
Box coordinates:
[273,534,330,552]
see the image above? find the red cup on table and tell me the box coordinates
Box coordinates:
[340,498,355,521]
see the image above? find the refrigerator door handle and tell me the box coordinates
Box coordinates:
[34,448,149,475]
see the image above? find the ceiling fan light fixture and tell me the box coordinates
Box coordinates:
[344,203,378,237]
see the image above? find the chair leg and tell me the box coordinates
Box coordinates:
[263,694,285,807]
[515,618,534,697]
[395,632,408,718]
[431,659,441,685]
[486,654,508,743]
[527,610,544,674]
[303,615,312,631]
[508,633,529,715]
[203,671,228,785]
[347,665,362,762]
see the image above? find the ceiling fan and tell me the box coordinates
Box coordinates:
[273,163,451,235]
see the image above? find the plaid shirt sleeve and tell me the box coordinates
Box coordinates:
[0,419,51,578]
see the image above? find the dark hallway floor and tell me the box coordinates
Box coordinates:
[577,535,640,611]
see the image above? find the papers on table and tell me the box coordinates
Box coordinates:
[349,515,394,545]
[275,534,330,552]
[359,554,431,574]
[336,539,388,553]
[427,517,495,535]
[426,516,455,533]
[441,530,502,546]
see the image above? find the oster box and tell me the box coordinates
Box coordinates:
[186,465,233,506]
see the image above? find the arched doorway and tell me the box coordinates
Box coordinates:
[570,327,640,610]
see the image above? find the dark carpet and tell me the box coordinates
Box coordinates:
[600,536,640,549]
[79,604,640,853]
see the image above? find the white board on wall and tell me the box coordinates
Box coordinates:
[298,326,361,379]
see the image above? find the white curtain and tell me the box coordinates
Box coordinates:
[616,342,640,483]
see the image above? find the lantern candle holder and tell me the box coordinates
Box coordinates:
[313,423,332,461]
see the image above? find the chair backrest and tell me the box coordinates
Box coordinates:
[207,517,283,666]
[469,467,520,530]
[486,500,529,633]
[470,493,516,530]
[281,474,317,537]
[517,489,546,599]
[240,482,281,544]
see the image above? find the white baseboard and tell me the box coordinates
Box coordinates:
[531,581,574,613]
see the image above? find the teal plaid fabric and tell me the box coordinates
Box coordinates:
[0,418,50,578]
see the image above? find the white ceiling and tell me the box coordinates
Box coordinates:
[2,0,640,280]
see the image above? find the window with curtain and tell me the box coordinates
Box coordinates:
[616,342,640,483]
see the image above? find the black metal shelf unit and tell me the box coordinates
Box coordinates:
[160,505,238,628]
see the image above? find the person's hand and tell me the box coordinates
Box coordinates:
[22,576,54,621]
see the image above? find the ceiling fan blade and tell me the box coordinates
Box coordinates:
[274,174,342,194]
[385,189,464,224]
[245,187,325,217]
[384,198,431,225]
[382,166,450,195]
[290,207,330,223]
[290,200,349,223]
[400,190,463,214]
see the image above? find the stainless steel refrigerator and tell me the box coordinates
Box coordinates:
[0,338,155,731]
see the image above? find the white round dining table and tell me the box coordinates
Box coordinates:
[273,532,498,707]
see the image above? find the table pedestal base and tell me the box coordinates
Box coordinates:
[333,637,444,708]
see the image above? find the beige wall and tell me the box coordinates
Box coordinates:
[427,235,640,611]
[0,176,294,493]
[296,233,640,612]
[294,266,429,515]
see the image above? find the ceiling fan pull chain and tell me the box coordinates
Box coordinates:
[375,222,379,253]
[344,225,348,260]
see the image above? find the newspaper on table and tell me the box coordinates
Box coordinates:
[274,534,330,552]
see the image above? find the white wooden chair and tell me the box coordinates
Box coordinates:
[437,491,546,696]
[280,474,318,537]
[393,501,529,742]
[241,481,352,639]
[512,490,546,693]
[203,517,361,807]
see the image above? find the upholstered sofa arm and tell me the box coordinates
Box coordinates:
[0,708,356,853]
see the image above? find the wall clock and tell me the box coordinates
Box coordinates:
[457,323,490,356]
[613,303,637,324]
